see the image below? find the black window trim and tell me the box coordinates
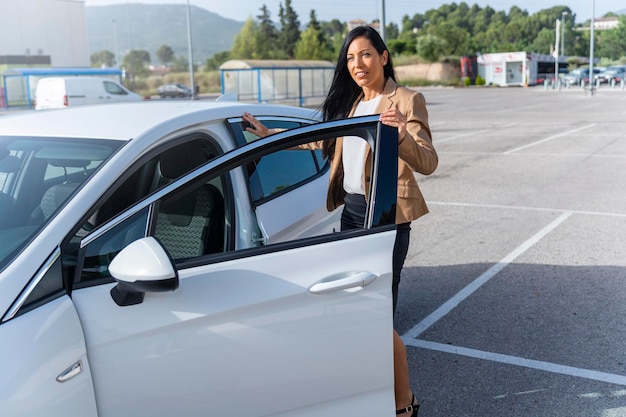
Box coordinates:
[2,247,62,323]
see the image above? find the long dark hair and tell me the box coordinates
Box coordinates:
[320,25,396,158]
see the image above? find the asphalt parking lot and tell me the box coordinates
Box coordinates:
[397,86,626,417]
[2,85,623,416]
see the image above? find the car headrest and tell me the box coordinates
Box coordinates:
[159,142,207,180]
[0,155,21,173]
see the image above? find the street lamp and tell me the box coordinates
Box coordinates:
[561,11,568,58]
[126,1,135,90]
[186,0,196,100]
[112,19,120,68]
[380,0,386,42]
[589,0,595,96]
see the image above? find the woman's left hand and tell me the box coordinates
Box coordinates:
[242,112,270,137]
[379,108,407,142]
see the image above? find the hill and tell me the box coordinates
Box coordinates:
[86,4,243,65]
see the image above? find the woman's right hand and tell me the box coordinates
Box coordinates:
[242,112,270,138]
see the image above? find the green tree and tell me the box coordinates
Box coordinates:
[387,39,411,55]
[596,16,626,60]
[321,19,346,57]
[295,26,325,60]
[528,27,556,54]
[90,50,115,68]
[170,55,190,72]
[122,50,151,78]
[206,51,231,71]
[156,45,175,66]
[386,22,400,40]
[416,34,446,61]
[231,17,259,59]
[400,13,427,38]
[256,5,282,58]
[278,0,301,58]
[321,19,345,40]
[295,13,334,61]
[300,10,332,58]
[428,21,469,56]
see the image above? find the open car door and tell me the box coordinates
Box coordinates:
[70,116,400,417]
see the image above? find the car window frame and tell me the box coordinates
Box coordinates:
[61,134,226,289]
[70,116,397,290]
[226,116,328,206]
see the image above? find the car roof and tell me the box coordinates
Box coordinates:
[0,100,319,141]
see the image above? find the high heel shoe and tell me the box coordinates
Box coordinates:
[396,393,419,416]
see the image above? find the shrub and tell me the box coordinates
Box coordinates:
[475,75,486,85]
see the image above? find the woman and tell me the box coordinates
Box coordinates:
[243,25,437,417]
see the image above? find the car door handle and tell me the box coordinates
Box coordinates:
[56,360,83,383]
[309,271,377,294]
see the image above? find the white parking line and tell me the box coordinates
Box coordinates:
[429,201,626,218]
[404,339,626,386]
[436,129,490,143]
[403,211,572,339]
[503,124,596,154]
[399,210,626,387]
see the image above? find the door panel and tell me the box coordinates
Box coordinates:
[0,296,98,417]
[72,231,395,417]
[70,116,398,417]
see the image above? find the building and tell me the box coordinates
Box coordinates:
[0,0,89,70]
[593,17,620,30]
[476,52,568,86]
[576,17,621,32]
[347,19,380,32]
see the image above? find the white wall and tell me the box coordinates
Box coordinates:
[0,0,89,67]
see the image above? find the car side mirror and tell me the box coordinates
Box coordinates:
[109,237,179,307]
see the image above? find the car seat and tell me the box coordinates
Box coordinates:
[153,143,224,260]
[30,158,89,223]
[0,154,21,228]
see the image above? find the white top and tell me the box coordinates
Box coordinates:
[342,95,382,195]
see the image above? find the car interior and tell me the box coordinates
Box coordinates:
[153,142,225,259]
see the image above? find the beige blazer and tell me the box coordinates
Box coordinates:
[324,78,438,224]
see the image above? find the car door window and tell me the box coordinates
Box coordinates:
[153,176,226,261]
[70,137,223,285]
[76,207,150,285]
[248,148,322,202]
[74,173,229,286]
[228,117,326,203]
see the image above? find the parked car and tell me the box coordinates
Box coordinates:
[563,68,601,86]
[535,68,568,85]
[0,101,399,417]
[35,76,142,110]
[156,83,193,98]
[595,65,626,84]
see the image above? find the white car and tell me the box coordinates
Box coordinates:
[0,101,399,417]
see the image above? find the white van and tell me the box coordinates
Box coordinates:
[35,76,143,110]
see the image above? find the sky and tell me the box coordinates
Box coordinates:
[84,0,617,25]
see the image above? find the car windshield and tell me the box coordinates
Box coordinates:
[0,137,122,270]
